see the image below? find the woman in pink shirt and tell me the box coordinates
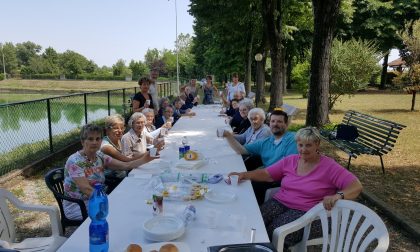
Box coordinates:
[229,127,362,246]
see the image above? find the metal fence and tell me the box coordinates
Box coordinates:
[0,82,176,176]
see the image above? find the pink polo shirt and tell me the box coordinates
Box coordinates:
[266,154,357,211]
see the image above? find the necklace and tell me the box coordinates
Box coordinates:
[104,136,121,152]
[79,151,97,163]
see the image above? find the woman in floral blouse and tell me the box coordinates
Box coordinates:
[63,124,157,220]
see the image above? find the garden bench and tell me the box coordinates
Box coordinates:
[320,110,406,173]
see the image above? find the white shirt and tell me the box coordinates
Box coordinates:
[227,82,246,101]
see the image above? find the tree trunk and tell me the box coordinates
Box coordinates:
[282,48,288,94]
[306,0,341,127]
[262,0,284,111]
[380,51,389,89]
[256,52,267,106]
[411,91,416,111]
[245,33,254,95]
[287,54,292,90]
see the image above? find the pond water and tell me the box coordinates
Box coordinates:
[0,92,125,153]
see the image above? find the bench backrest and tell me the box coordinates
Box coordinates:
[342,110,406,155]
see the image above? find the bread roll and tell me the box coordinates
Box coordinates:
[159,243,179,252]
[126,243,142,252]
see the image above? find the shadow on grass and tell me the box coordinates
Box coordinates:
[369,108,415,114]
[321,141,420,225]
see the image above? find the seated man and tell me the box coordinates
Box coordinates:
[224,110,298,204]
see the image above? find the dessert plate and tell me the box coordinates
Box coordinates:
[143,216,185,242]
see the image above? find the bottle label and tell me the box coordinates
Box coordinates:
[152,194,163,216]
[89,222,109,245]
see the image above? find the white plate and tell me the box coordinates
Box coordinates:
[205,190,236,203]
[143,216,185,242]
[143,242,190,252]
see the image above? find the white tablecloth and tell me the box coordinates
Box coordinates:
[58,105,270,252]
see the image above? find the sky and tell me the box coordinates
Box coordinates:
[2,0,194,67]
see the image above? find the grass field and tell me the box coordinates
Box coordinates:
[0,79,138,91]
[1,80,419,250]
[281,91,420,225]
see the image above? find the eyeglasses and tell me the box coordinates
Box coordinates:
[109,126,125,132]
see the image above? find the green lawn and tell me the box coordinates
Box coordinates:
[280,91,420,225]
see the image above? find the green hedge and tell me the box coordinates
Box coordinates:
[0,73,4,81]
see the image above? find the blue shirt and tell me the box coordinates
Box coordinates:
[244,131,298,167]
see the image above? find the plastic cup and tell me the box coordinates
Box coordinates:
[206,209,221,229]
[217,128,225,138]
[230,175,239,186]
[146,100,151,106]
[149,147,158,157]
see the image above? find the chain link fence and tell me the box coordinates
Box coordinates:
[0,82,175,176]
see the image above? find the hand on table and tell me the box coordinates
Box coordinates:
[227,172,246,184]
[222,130,233,138]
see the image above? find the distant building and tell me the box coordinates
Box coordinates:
[388,58,407,73]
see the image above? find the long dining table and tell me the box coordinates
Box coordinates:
[57,104,270,252]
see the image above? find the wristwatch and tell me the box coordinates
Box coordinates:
[336,191,345,199]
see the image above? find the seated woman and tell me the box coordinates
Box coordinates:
[157,97,170,116]
[64,124,157,220]
[101,114,139,192]
[142,108,170,138]
[230,99,253,134]
[228,127,362,247]
[181,86,198,109]
[121,112,163,158]
[225,98,240,117]
[173,97,196,120]
[132,77,154,113]
[155,105,175,128]
[233,108,271,145]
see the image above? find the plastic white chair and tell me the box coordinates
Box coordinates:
[272,199,389,252]
[0,189,67,252]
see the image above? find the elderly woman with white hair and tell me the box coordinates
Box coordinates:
[229,98,254,134]
[228,127,362,247]
[142,108,170,139]
[233,108,271,145]
[121,112,155,158]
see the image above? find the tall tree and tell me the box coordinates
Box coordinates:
[262,0,284,110]
[0,42,18,75]
[15,41,42,67]
[306,0,341,127]
[144,48,160,70]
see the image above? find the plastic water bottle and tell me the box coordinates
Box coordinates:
[88,184,109,252]
[181,204,196,226]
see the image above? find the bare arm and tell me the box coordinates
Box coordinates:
[107,152,158,170]
[223,130,249,155]
[101,145,136,162]
[73,177,94,199]
[228,168,273,183]
[323,179,363,210]
[132,100,149,113]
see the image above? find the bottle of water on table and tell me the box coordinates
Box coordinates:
[181,204,196,226]
[89,183,109,252]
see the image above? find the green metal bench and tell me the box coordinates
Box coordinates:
[321,110,406,173]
